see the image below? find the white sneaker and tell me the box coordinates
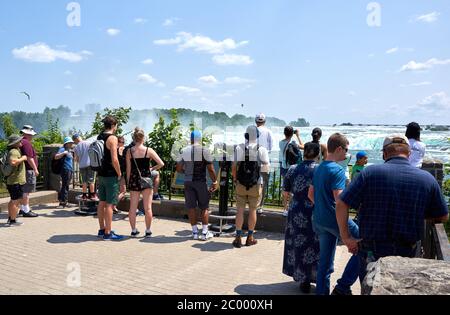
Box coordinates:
[283,210,289,217]
[192,233,199,240]
[257,208,264,214]
[201,231,214,241]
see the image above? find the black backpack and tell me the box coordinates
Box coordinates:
[51,153,65,175]
[284,142,302,167]
[237,145,260,190]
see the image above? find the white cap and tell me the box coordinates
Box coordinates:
[255,113,266,123]
[382,134,410,149]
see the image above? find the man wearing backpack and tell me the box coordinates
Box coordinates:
[94,116,123,241]
[73,134,98,201]
[279,126,304,217]
[3,135,28,226]
[232,126,269,248]
[19,125,39,218]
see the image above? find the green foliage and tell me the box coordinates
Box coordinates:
[146,109,183,165]
[444,179,450,198]
[1,114,19,137]
[32,114,64,153]
[88,107,132,137]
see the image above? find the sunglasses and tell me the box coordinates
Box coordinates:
[341,146,349,153]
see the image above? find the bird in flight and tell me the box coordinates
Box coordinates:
[20,91,31,101]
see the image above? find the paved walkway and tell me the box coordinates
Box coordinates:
[0,204,360,295]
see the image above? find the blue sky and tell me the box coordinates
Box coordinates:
[0,0,449,125]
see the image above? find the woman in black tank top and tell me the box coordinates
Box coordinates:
[125,127,165,238]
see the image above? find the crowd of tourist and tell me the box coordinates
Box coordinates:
[2,115,448,295]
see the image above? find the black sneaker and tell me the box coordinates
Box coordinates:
[299,282,311,294]
[145,231,153,238]
[331,287,352,296]
[6,219,24,227]
[131,230,141,238]
[22,210,39,217]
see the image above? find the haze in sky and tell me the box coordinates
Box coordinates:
[0,0,449,125]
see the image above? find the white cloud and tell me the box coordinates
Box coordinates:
[107,77,117,83]
[400,58,450,72]
[81,50,93,56]
[154,32,248,54]
[417,92,450,111]
[412,81,432,87]
[224,77,254,85]
[12,42,85,63]
[213,54,254,66]
[414,12,440,23]
[64,70,72,75]
[198,75,219,85]
[137,74,157,84]
[64,85,73,90]
[134,18,147,24]
[163,18,179,27]
[348,91,357,96]
[142,58,154,65]
[368,53,375,58]
[386,47,399,54]
[156,82,166,88]
[174,86,201,95]
[106,28,121,36]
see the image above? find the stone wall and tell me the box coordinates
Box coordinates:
[422,158,445,188]
[42,144,63,192]
[362,256,450,295]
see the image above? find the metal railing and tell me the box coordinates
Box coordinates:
[0,153,46,199]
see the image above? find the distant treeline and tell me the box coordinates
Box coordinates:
[0,105,310,138]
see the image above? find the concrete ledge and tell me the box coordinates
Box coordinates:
[0,191,58,213]
[68,189,286,233]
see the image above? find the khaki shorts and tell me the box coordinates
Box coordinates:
[235,183,263,211]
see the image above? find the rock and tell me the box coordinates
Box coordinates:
[362,256,450,295]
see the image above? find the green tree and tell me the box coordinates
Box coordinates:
[88,107,132,137]
[1,114,19,137]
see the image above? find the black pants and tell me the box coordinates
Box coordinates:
[59,169,73,203]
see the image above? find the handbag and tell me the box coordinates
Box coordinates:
[131,149,153,190]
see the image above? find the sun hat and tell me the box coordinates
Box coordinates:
[20,125,37,136]
[382,134,410,149]
[7,135,23,147]
[63,137,74,145]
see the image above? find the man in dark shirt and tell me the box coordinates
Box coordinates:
[337,134,449,283]
[19,125,39,218]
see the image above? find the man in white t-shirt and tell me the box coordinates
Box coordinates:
[255,113,273,214]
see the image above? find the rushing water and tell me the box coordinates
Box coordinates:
[211,125,450,166]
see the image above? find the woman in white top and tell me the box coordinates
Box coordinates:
[406,122,426,168]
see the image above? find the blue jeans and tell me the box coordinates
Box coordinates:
[314,219,360,295]
[58,169,72,203]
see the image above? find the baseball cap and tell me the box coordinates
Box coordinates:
[191,130,202,142]
[382,134,410,149]
[356,151,368,160]
[255,113,266,123]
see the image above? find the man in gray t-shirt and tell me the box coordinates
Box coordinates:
[73,135,97,200]
[176,131,218,241]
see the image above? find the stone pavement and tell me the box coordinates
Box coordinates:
[0,204,360,295]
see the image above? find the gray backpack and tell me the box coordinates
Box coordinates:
[0,151,14,178]
[88,140,104,171]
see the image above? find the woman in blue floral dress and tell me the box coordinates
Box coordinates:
[282,142,320,293]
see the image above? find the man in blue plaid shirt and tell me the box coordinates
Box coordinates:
[336,134,449,283]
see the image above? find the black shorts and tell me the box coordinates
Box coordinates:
[7,184,24,201]
[184,181,210,211]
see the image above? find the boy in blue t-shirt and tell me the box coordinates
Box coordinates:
[308,133,360,295]
[54,137,75,208]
